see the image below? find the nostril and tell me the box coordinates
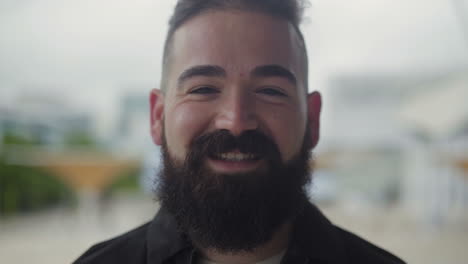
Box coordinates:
[214,114,258,137]
[213,95,257,132]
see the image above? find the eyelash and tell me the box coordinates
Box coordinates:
[188,86,219,94]
[257,87,287,97]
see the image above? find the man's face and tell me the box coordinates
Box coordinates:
[150,10,322,251]
[151,10,320,169]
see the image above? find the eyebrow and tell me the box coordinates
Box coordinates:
[177,65,226,87]
[176,64,297,88]
[251,64,297,86]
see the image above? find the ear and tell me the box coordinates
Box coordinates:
[149,89,164,145]
[306,91,322,150]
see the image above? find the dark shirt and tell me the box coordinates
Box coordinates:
[74,202,405,264]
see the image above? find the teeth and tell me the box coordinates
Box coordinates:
[218,152,257,161]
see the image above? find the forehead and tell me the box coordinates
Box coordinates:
[167,10,305,87]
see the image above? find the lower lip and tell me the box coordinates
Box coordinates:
[207,158,264,173]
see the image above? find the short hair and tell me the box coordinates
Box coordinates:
[160,0,309,92]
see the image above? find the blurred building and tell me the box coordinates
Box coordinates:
[113,92,160,192]
[0,93,94,148]
[317,72,437,205]
[399,71,468,228]
[317,69,468,228]
[113,93,153,155]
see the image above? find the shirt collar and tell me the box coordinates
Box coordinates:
[285,202,348,264]
[146,206,190,263]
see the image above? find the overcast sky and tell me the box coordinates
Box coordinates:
[1,0,467,130]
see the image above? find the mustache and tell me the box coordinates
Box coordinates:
[188,129,281,162]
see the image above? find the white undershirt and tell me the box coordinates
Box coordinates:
[198,250,286,264]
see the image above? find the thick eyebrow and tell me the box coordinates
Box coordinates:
[177,65,226,87]
[250,64,297,86]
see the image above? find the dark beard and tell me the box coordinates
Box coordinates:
[156,129,312,253]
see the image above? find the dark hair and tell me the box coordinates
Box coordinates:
[160,0,309,91]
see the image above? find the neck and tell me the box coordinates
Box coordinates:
[197,222,292,264]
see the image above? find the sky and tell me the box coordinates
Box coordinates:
[0,0,467,134]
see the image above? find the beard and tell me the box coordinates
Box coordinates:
[156,128,312,253]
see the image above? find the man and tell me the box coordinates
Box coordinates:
[75,0,405,263]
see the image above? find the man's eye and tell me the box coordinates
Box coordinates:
[257,88,287,97]
[189,86,219,94]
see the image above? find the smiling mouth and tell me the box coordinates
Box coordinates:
[213,152,261,162]
[207,151,263,173]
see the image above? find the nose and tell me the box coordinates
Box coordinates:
[214,90,258,136]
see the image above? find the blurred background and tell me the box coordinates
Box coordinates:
[1,0,467,263]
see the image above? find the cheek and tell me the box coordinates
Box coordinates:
[263,108,306,161]
[165,104,212,157]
